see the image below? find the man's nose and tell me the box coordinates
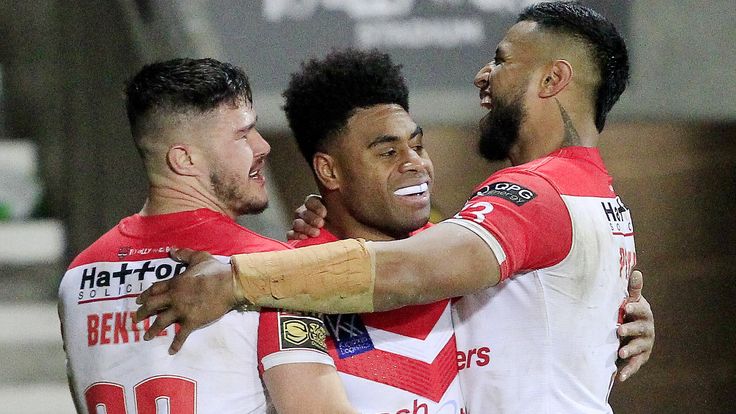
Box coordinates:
[251,130,271,157]
[474,63,492,89]
[399,150,427,174]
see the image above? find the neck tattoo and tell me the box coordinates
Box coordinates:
[555,99,581,146]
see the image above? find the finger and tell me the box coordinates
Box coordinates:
[304,194,327,218]
[622,300,653,321]
[300,209,325,230]
[170,247,212,264]
[293,204,308,220]
[143,310,179,341]
[172,248,217,268]
[618,320,654,339]
[136,280,171,305]
[135,292,172,322]
[617,354,647,382]
[286,230,308,241]
[626,269,643,302]
[292,218,321,238]
[168,326,193,355]
[619,337,652,360]
[170,247,195,262]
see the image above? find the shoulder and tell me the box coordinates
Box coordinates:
[185,215,293,255]
[496,147,614,198]
[223,223,292,252]
[289,229,339,248]
[67,225,125,269]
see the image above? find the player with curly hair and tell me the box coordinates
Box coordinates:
[258,48,465,413]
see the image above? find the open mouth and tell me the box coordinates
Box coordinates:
[249,158,266,180]
[393,182,429,197]
[480,91,493,110]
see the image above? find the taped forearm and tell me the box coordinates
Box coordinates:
[231,239,375,314]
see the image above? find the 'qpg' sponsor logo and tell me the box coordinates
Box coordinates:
[476,181,536,206]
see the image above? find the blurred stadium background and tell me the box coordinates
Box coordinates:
[0,1,733,413]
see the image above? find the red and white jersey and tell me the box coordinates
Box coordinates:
[446,147,635,413]
[258,228,466,414]
[58,209,292,414]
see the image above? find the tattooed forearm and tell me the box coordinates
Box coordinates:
[555,99,580,146]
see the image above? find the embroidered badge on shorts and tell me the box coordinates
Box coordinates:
[324,314,374,359]
[278,311,328,353]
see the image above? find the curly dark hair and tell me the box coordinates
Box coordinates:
[518,1,629,132]
[124,57,252,153]
[282,48,409,165]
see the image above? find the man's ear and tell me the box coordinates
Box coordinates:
[539,59,573,98]
[313,152,340,191]
[166,144,200,177]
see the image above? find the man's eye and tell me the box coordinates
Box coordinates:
[380,149,397,157]
[412,145,424,152]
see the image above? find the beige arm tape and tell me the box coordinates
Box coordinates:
[231,239,375,314]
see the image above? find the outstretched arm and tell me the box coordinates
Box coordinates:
[135,222,499,353]
[233,221,499,312]
[370,222,500,309]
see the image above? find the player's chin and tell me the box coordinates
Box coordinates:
[401,208,431,230]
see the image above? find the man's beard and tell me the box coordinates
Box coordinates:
[477,91,526,161]
[210,170,268,216]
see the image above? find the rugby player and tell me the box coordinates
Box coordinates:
[58,58,355,413]
[137,3,654,412]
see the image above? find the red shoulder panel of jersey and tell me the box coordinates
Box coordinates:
[523,146,615,197]
[288,228,339,248]
[69,209,291,268]
[456,169,572,280]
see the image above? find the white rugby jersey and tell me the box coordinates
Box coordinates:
[257,229,466,414]
[446,147,635,413]
[58,209,293,414]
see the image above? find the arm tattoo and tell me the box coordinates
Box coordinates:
[555,99,581,146]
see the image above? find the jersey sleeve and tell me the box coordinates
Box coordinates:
[257,309,334,374]
[444,170,572,281]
